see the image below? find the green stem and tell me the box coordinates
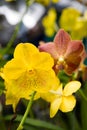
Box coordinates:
[2,0,35,55]
[17,91,36,130]
[2,23,21,55]
[79,89,87,102]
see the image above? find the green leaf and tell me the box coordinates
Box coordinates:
[80,82,87,130]
[66,112,81,130]
[5,115,64,130]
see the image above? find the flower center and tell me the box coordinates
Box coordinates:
[49,90,62,96]
[55,56,65,70]
[27,65,35,74]
[55,56,68,70]
[28,69,36,77]
[58,56,64,63]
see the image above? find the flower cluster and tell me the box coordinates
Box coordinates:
[60,8,87,40]
[0,29,86,117]
[42,8,57,37]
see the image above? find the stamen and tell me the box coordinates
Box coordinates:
[58,56,64,62]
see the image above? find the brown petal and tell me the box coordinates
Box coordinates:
[65,56,81,75]
[65,40,84,57]
[39,42,59,59]
[81,50,87,63]
[54,29,71,55]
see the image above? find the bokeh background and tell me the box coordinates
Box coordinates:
[0,0,87,130]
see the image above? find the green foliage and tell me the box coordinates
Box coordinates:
[0,80,5,95]
[57,70,70,85]
[81,82,87,130]
[5,115,64,130]
[83,38,87,65]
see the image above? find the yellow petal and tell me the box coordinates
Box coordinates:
[6,92,19,111]
[3,43,39,80]
[27,69,59,93]
[45,28,55,37]
[56,83,63,95]
[14,43,39,59]
[63,81,81,96]
[41,91,56,102]
[14,43,39,68]
[41,81,60,102]
[0,68,4,79]
[32,52,54,70]
[52,0,59,3]
[3,59,26,79]
[59,8,81,31]
[5,81,20,111]
[5,79,34,111]
[50,97,62,118]
[60,95,76,112]
[71,19,87,40]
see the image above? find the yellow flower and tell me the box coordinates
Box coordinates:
[35,0,59,6]
[59,8,81,31]
[3,74,41,110]
[71,10,87,39]
[41,81,81,118]
[42,8,57,37]
[52,0,59,3]
[1,43,59,110]
[60,8,87,39]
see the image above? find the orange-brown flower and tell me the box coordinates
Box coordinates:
[39,29,85,75]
